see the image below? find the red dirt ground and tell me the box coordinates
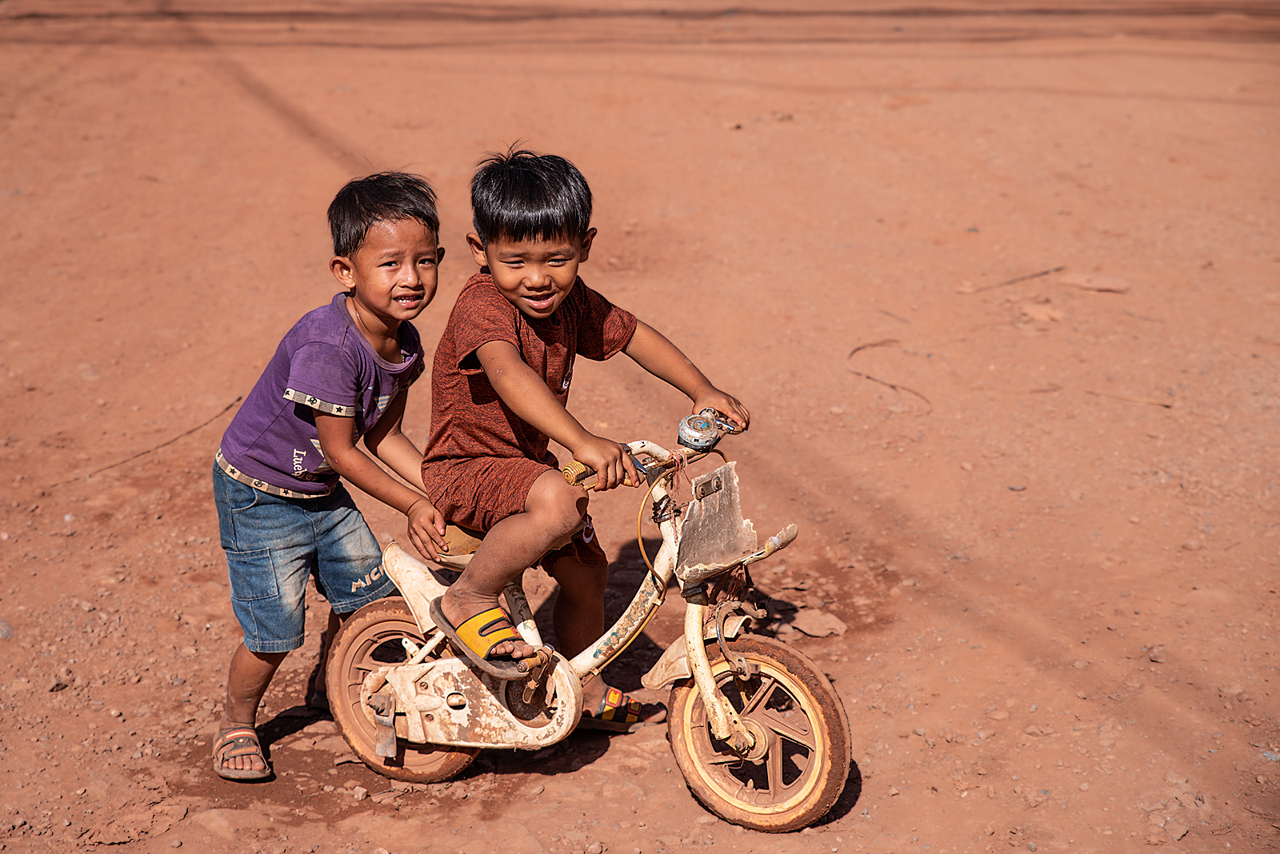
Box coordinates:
[1,2,1278,853]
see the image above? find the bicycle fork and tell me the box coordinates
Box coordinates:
[684,601,757,754]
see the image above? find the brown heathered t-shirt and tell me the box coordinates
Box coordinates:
[421,271,638,511]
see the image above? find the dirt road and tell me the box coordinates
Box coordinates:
[1,2,1277,852]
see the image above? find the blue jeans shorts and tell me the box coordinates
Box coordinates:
[212,462,397,654]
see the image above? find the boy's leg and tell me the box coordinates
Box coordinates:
[305,607,344,710]
[439,470,589,660]
[211,463,320,779]
[543,555,607,659]
[218,644,287,775]
[308,484,397,705]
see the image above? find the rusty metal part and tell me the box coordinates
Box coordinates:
[506,673,556,727]
[520,648,554,704]
[369,692,398,758]
[357,654,584,750]
[675,463,758,588]
[711,599,757,679]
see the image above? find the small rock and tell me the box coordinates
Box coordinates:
[1148,646,1167,663]
[352,786,368,801]
[987,710,1010,721]
[585,843,605,854]
[172,842,183,849]
[529,782,545,795]
[1164,821,1189,841]
[0,619,12,639]
[791,610,848,638]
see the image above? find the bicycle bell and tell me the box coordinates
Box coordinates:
[677,411,720,450]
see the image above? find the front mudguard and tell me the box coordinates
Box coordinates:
[640,614,751,690]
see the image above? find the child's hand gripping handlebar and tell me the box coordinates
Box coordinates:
[562,455,640,491]
[561,410,742,491]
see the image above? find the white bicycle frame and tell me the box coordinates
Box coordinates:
[376,438,795,752]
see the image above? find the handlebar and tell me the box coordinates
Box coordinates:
[561,409,742,490]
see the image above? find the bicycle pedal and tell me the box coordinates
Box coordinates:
[520,649,554,704]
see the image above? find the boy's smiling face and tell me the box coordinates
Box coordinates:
[469,229,596,320]
[331,217,444,333]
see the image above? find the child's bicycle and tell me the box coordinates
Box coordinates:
[326,411,852,832]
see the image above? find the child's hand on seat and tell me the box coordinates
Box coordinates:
[693,388,751,433]
[572,435,639,491]
[406,497,449,561]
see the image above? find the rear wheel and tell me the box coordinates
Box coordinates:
[327,597,477,783]
[667,634,851,832]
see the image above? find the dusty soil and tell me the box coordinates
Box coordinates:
[1,2,1278,852]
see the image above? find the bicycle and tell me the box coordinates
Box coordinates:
[326,410,852,831]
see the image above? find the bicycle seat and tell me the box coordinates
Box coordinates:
[434,524,484,572]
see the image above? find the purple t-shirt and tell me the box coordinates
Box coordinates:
[218,292,425,497]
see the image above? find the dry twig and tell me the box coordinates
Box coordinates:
[49,395,244,488]
[960,265,1065,295]
[845,339,932,411]
[1085,390,1172,409]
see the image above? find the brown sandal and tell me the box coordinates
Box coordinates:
[212,725,272,781]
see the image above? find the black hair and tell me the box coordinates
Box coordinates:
[470,147,592,246]
[328,172,439,258]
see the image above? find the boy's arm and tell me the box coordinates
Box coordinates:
[475,340,638,490]
[623,321,751,429]
[315,395,448,559]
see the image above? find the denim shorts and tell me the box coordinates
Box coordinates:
[212,462,397,653]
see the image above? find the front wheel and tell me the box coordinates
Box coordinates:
[327,597,478,783]
[668,634,851,832]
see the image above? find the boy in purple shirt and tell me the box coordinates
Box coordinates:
[211,172,448,780]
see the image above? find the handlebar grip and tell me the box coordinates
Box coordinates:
[562,461,636,491]
[562,461,593,486]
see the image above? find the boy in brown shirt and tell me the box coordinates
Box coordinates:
[421,148,748,729]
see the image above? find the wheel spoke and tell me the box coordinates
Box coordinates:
[735,672,777,717]
[756,703,817,750]
[764,730,785,794]
[706,752,745,766]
